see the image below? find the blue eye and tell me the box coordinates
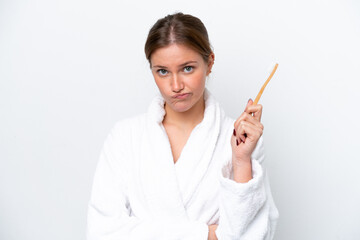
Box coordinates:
[184,66,193,73]
[158,69,168,76]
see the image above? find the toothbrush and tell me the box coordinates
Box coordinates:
[237,63,279,145]
[253,63,278,105]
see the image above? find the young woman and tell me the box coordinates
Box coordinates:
[87,12,279,240]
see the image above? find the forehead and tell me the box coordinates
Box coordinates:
[151,44,203,66]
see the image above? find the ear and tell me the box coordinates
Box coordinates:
[206,52,215,76]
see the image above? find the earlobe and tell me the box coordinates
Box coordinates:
[206,66,212,75]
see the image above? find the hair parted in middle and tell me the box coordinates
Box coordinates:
[144,12,213,67]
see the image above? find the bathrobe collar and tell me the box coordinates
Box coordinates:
[140,88,222,221]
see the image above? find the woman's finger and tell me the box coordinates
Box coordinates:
[234,112,264,131]
[244,103,263,122]
[235,120,263,144]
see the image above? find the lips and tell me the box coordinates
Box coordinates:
[173,93,190,99]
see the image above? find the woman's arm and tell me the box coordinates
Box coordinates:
[215,137,279,239]
[215,99,279,239]
[231,98,264,183]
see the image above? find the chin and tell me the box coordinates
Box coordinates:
[172,103,193,113]
[167,100,194,113]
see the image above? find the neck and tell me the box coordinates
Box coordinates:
[163,93,205,130]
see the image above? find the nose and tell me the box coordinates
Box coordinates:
[171,74,184,93]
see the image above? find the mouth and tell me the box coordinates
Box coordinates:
[173,93,191,99]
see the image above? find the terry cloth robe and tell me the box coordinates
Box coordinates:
[86,88,279,240]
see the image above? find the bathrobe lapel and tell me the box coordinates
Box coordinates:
[140,93,188,221]
[174,89,221,208]
[139,88,221,220]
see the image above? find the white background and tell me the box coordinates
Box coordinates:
[1,0,360,239]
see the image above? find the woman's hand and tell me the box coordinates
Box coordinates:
[208,224,218,240]
[231,99,264,163]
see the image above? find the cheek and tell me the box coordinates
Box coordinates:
[154,77,170,96]
[152,74,162,86]
[190,71,206,88]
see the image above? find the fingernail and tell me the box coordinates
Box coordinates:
[248,98,252,103]
[233,129,236,136]
[236,139,239,146]
[240,134,246,143]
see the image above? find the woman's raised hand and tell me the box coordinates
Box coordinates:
[231,99,264,163]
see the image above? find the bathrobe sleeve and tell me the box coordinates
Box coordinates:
[86,122,209,240]
[215,136,279,240]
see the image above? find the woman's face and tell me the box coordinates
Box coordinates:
[150,44,214,113]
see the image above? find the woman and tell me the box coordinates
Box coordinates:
[87,12,279,240]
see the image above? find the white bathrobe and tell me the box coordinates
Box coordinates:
[86,88,279,240]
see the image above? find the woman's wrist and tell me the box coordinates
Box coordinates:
[232,156,252,183]
[232,155,251,164]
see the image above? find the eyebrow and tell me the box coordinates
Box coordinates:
[152,61,198,69]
